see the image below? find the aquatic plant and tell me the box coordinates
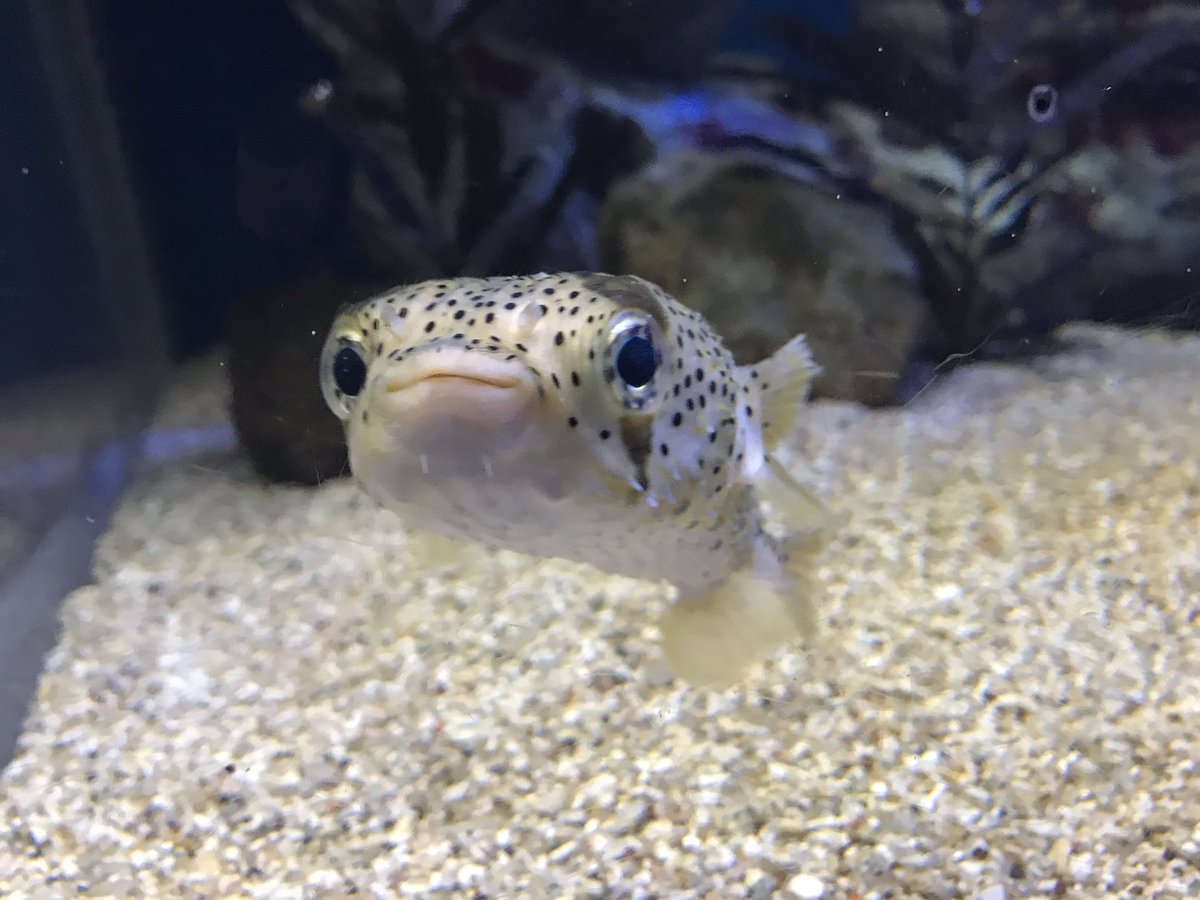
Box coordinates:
[763,0,1200,352]
[288,0,741,280]
[290,0,1200,369]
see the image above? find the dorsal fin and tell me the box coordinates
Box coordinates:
[744,333,821,451]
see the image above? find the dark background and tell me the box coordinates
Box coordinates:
[81,0,851,361]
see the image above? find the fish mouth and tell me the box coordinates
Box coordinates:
[369,351,538,451]
[355,352,541,488]
[386,371,523,393]
[382,351,530,395]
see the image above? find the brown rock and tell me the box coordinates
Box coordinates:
[225,272,379,485]
[599,153,929,405]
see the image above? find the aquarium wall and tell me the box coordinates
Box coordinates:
[1,2,1198,896]
[0,4,170,764]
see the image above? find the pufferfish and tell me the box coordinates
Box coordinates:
[320,272,826,686]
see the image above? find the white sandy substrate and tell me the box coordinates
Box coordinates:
[1,324,1198,899]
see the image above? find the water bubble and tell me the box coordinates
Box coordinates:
[1026,84,1058,123]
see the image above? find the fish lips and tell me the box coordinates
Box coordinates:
[351,364,541,474]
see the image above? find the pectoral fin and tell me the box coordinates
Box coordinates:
[747,332,820,451]
[407,528,473,569]
[657,541,815,688]
[760,452,827,541]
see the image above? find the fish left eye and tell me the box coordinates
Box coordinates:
[607,313,664,411]
[615,333,657,388]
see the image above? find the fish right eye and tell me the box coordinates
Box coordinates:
[321,336,367,419]
[333,346,367,396]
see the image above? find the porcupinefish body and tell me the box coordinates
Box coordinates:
[320,272,825,686]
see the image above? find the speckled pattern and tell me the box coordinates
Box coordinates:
[2,324,1198,898]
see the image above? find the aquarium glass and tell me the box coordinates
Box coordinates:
[2,2,1197,896]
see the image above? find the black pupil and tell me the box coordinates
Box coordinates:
[615,333,657,388]
[333,346,367,396]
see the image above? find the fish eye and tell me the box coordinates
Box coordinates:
[615,333,657,387]
[607,312,664,411]
[320,335,367,419]
[334,346,367,396]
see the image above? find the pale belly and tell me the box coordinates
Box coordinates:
[372,473,756,595]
